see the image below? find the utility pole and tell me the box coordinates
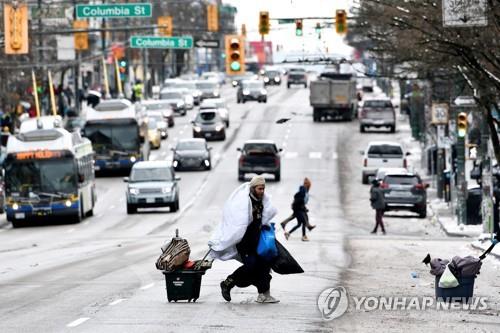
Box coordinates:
[72,0,80,114]
[456,110,468,225]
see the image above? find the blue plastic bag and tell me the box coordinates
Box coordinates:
[257,223,278,261]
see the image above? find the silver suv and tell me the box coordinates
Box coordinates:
[125,161,180,214]
[359,98,396,133]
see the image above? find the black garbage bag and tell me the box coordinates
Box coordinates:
[271,240,304,275]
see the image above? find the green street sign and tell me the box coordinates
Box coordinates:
[130,36,193,49]
[76,3,152,19]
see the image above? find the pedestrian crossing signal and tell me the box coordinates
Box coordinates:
[73,20,89,51]
[4,3,29,54]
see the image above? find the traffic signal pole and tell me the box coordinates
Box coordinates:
[456,135,467,225]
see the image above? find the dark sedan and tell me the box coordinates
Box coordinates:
[237,80,267,103]
[381,172,428,218]
[263,70,282,86]
[172,139,212,171]
[192,110,226,141]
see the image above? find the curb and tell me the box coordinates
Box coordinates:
[471,242,500,260]
[429,201,477,238]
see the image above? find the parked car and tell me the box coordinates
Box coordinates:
[125,161,180,214]
[359,98,396,133]
[158,90,187,115]
[199,98,230,127]
[146,111,168,139]
[237,140,282,181]
[172,138,212,171]
[237,80,267,103]
[361,141,408,184]
[147,119,162,149]
[287,68,308,88]
[141,100,175,127]
[263,70,282,86]
[195,81,220,100]
[192,109,226,141]
[381,171,428,218]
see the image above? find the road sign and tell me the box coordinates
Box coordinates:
[130,36,193,49]
[442,0,487,27]
[431,103,449,125]
[76,3,152,19]
[195,39,220,48]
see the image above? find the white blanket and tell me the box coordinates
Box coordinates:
[208,183,277,261]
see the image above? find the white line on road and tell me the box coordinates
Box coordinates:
[66,317,90,328]
[109,298,126,306]
[83,221,89,225]
[284,134,289,140]
[332,152,338,160]
[309,152,322,159]
[282,142,287,148]
[285,152,298,159]
[0,229,5,232]
[140,283,155,290]
[96,214,103,218]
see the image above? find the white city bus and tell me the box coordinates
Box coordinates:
[4,118,96,227]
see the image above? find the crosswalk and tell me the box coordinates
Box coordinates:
[149,151,338,162]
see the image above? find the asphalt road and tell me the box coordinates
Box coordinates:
[0,84,350,332]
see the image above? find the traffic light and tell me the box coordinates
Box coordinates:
[336,9,347,34]
[295,19,303,36]
[158,16,172,36]
[315,23,321,34]
[457,112,468,138]
[3,3,29,54]
[225,35,245,75]
[259,11,270,35]
[207,4,218,32]
[73,20,89,51]
[118,59,128,81]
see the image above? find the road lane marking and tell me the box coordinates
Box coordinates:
[109,299,125,306]
[309,152,322,159]
[285,152,298,159]
[140,283,154,290]
[332,152,338,160]
[67,317,90,328]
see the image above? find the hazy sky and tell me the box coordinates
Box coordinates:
[223,0,353,57]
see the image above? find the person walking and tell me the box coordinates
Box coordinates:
[209,175,280,303]
[370,179,386,234]
[281,177,316,231]
[283,185,310,241]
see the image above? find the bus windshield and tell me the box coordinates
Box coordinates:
[5,158,77,195]
[84,122,139,153]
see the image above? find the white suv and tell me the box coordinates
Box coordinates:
[361,141,408,184]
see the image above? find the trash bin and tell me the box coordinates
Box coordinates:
[163,270,206,303]
[466,187,482,225]
[435,275,475,302]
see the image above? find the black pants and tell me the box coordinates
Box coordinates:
[228,254,272,294]
[288,210,308,236]
[373,209,385,232]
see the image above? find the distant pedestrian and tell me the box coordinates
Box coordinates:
[209,175,280,303]
[370,179,386,234]
[283,185,310,241]
[281,177,316,232]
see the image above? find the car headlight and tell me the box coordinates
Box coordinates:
[243,89,250,95]
[232,80,237,86]
[129,188,139,195]
[12,203,19,210]
[193,126,202,132]
[130,156,137,163]
[215,124,224,132]
[261,89,267,95]
[173,160,179,168]
[264,77,269,82]
[204,160,210,167]
[162,187,172,194]
[213,90,220,96]
[275,77,280,82]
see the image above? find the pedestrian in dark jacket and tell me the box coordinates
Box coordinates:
[281,178,316,232]
[370,179,386,234]
[219,176,279,303]
[283,185,310,241]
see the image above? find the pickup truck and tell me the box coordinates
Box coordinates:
[361,141,408,184]
[310,72,358,122]
[359,98,396,133]
[237,140,282,181]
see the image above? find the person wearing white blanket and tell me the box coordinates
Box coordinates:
[208,175,279,303]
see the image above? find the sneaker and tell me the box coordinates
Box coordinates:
[220,279,233,302]
[284,232,290,240]
[302,235,309,241]
[256,291,280,303]
[256,293,266,303]
[307,225,316,231]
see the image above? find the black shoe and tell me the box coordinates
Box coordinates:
[307,225,316,231]
[370,230,377,234]
[220,280,233,302]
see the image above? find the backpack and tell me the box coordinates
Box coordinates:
[155,230,191,271]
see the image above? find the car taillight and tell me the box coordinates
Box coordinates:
[414,183,424,190]
[363,158,367,167]
[275,158,280,167]
[403,159,407,168]
[380,182,389,189]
